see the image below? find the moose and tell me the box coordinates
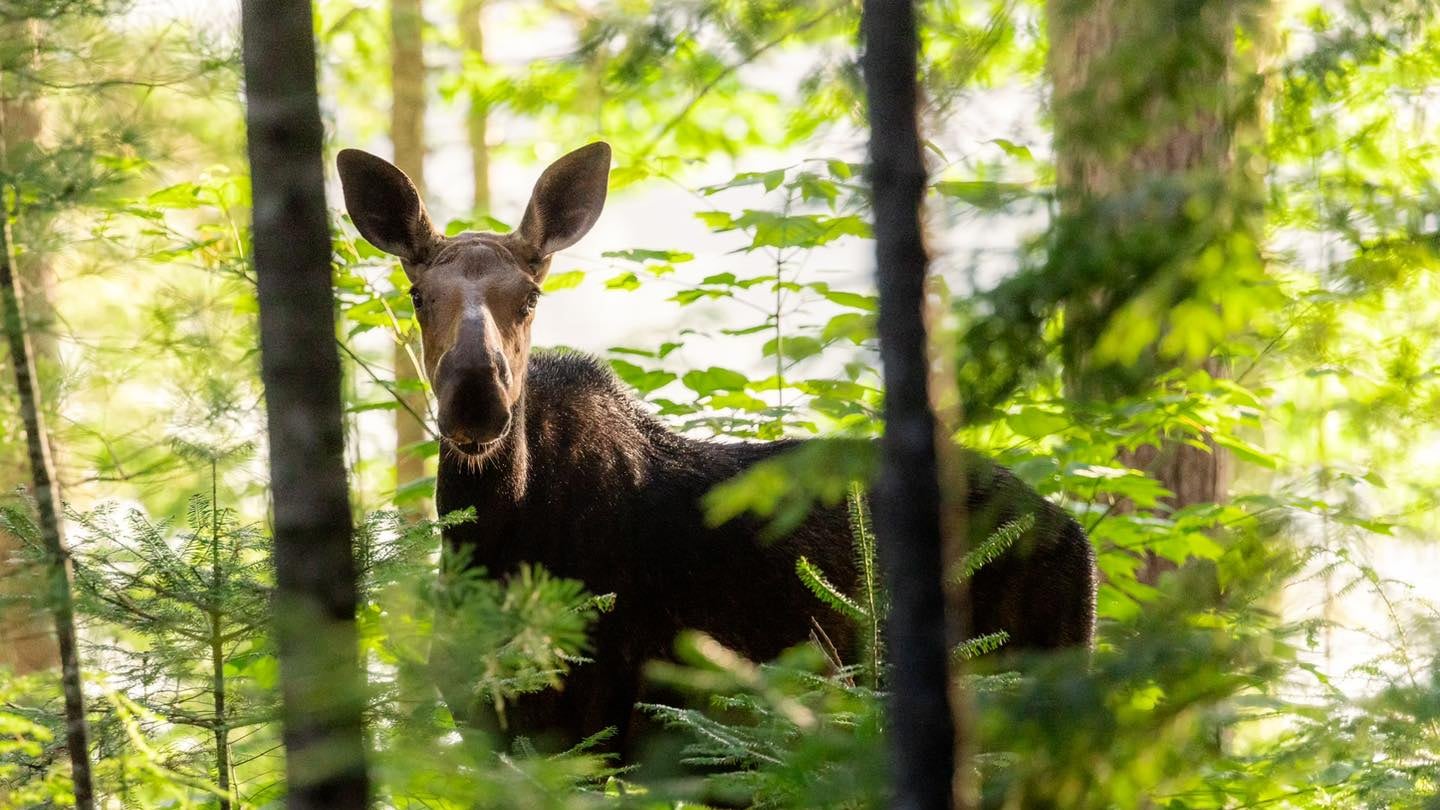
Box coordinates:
[337,142,1097,754]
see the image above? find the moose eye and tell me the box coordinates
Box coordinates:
[519,290,541,318]
[409,287,423,311]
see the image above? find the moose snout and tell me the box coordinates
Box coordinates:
[435,321,512,449]
[436,365,511,448]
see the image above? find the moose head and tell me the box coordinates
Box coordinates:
[337,143,611,460]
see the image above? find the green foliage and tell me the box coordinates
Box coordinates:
[953,513,1032,583]
[795,556,865,623]
[1,0,1439,805]
[426,555,602,729]
[642,634,889,809]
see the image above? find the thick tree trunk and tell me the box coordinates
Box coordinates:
[390,0,430,515]
[0,197,95,810]
[459,0,491,214]
[238,2,369,807]
[0,17,60,674]
[863,3,958,809]
[1049,0,1244,579]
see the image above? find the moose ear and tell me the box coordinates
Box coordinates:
[336,148,440,266]
[517,142,611,258]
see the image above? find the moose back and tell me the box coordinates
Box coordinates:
[337,142,1098,752]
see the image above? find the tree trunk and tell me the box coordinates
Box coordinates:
[238,1,369,807]
[209,463,231,810]
[390,0,430,515]
[1049,0,1251,580]
[0,191,95,810]
[0,16,60,674]
[863,3,958,809]
[459,0,491,214]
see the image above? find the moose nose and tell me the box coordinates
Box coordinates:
[437,368,511,446]
[436,318,512,447]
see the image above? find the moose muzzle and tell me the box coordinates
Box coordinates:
[435,315,512,449]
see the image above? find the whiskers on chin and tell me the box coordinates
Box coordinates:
[440,437,491,474]
[437,435,512,472]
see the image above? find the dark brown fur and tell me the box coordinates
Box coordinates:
[434,351,1096,752]
[336,143,1098,754]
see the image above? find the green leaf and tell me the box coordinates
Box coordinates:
[601,248,695,264]
[609,359,677,395]
[696,210,737,230]
[1211,434,1278,469]
[933,180,1031,210]
[542,269,585,292]
[762,335,823,362]
[988,138,1035,163]
[700,169,789,195]
[1005,408,1069,439]
[605,271,641,291]
[146,182,204,209]
[682,367,750,396]
[822,312,875,344]
[817,288,878,311]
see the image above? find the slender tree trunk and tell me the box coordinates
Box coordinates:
[0,198,95,810]
[863,3,958,809]
[459,0,491,214]
[239,2,369,807]
[0,16,60,674]
[209,463,231,810]
[390,0,430,515]
[388,0,442,735]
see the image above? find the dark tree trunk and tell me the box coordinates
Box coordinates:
[209,464,231,810]
[863,3,957,809]
[0,200,95,810]
[238,2,369,808]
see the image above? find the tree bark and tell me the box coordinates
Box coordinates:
[239,2,369,807]
[1049,0,1249,580]
[0,192,95,810]
[863,3,958,809]
[459,0,491,214]
[209,463,231,810]
[390,0,431,515]
[0,16,60,674]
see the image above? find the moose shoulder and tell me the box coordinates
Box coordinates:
[336,142,1098,753]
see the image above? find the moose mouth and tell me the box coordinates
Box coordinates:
[440,417,512,463]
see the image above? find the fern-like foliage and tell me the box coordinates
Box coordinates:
[796,556,867,622]
[847,483,885,690]
[954,631,1011,662]
[953,513,1034,583]
[426,552,599,729]
[640,633,888,808]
